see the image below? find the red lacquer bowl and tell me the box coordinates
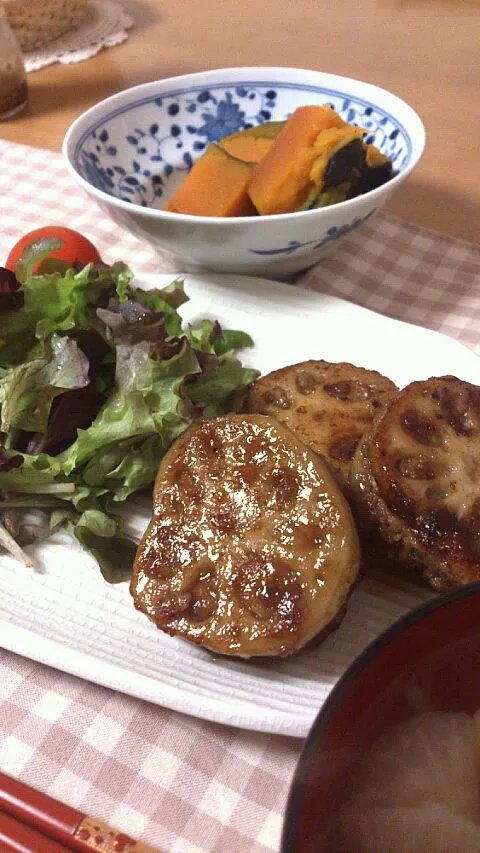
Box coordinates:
[282,582,480,853]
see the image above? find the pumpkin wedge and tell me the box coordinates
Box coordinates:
[219,121,284,163]
[246,104,348,215]
[165,143,257,217]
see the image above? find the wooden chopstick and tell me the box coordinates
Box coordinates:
[0,772,159,852]
[0,808,73,852]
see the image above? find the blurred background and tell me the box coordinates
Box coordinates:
[2,0,479,242]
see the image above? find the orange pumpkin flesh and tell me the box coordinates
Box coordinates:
[246,105,347,215]
[165,144,256,217]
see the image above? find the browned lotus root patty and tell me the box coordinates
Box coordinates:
[131,414,360,658]
[349,376,480,590]
[246,360,397,489]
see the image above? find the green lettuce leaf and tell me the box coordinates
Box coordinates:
[74,509,137,583]
[0,334,90,434]
[0,257,131,367]
[186,358,258,415]
[128,278,188,336]
[0,256,258,580]
[213,328,255,356]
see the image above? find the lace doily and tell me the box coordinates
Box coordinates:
[23,0,134,72]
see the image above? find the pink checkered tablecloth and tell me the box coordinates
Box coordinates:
[0,139,479,853]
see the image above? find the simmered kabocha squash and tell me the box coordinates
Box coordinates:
[163,105,395,217]
[164,143,257,217]
[247,105,348,215]
[219,121,285,163]
[356,142,395,195]
[307,139,394,207]
[297,128,367,210]
[247,113,393,214]
[131,414,360,658]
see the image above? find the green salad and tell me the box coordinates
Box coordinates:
[0,238,258,581]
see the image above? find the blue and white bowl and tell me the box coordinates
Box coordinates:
[63,67,425,279]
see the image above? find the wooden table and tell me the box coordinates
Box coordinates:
[2,0,480,243]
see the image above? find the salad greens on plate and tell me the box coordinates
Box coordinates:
[0,238,258,582]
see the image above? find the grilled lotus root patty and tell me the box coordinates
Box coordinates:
[349,376,480,591]
[246,360,397,490]
[131,414,360,658]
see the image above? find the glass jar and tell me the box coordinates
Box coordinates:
[0,4,27,120]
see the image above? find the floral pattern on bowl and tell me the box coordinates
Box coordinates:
[73,81,411,209]
[249,209,376,256]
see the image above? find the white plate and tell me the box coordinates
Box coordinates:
[1,274,479,738]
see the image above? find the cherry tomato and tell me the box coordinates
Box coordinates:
[6,226,102,272]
